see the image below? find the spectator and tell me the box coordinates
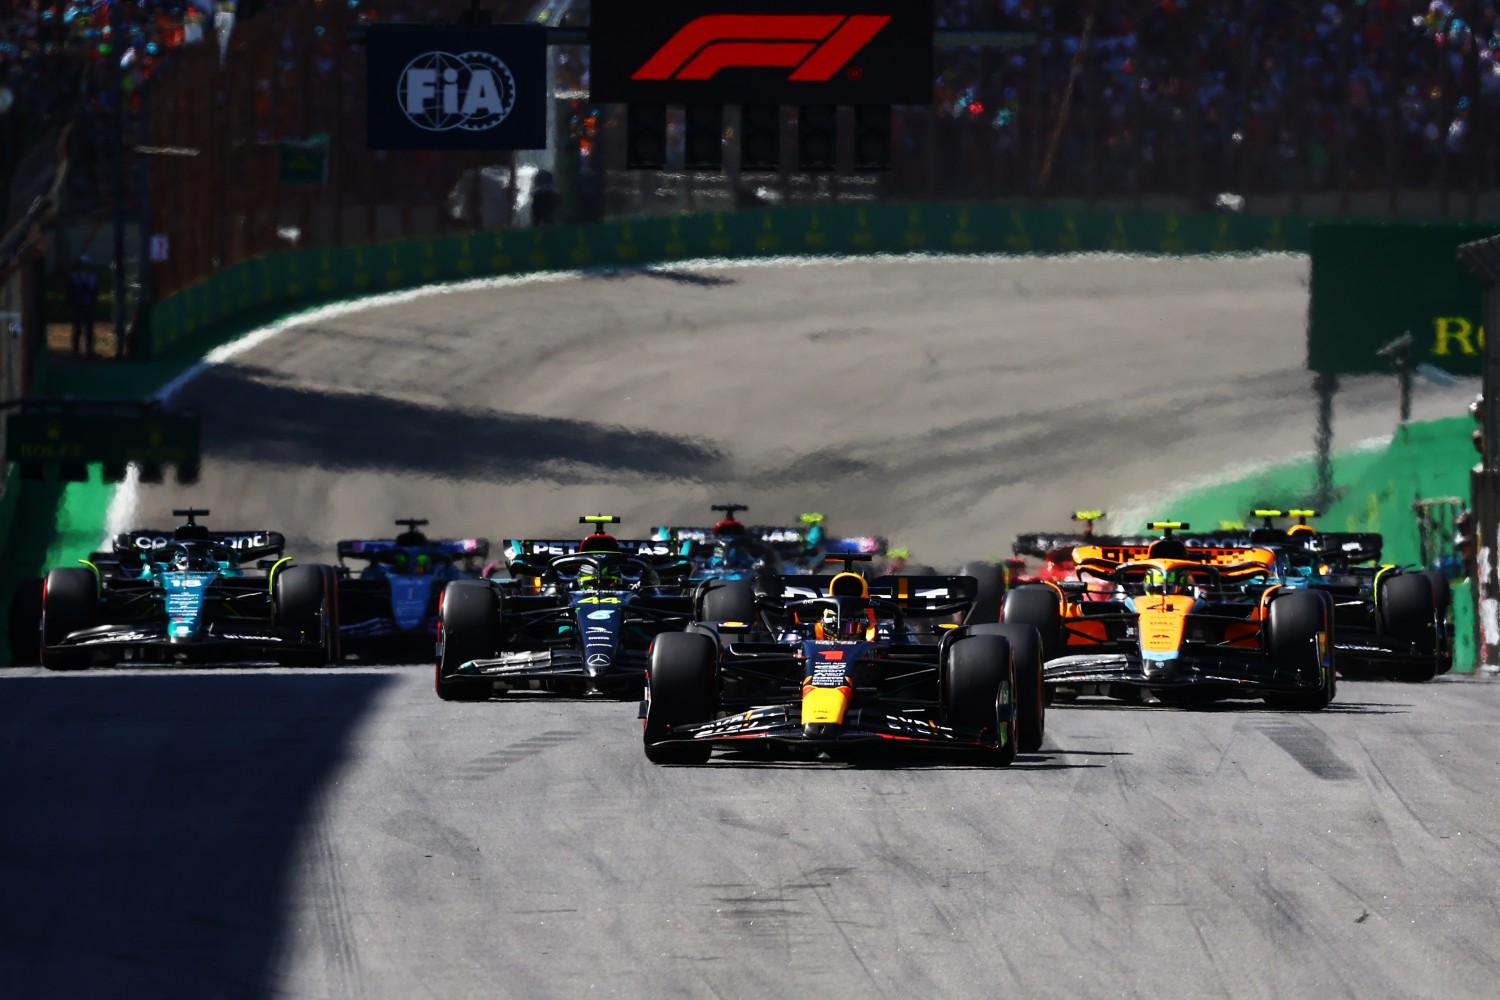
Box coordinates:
[66,252,97,359]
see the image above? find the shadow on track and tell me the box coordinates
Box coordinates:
[587,267,739,288]
[189,368,725,482]
[1049,699,1405,717]
[693,750,1109,771]
[0,672,393,1000]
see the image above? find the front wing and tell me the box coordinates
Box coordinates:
[1044,649,1322,695]
[443,646,648,695]
[48,621,321,664]
[644,703,1007,754]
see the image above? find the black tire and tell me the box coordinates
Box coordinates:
[41,567,98,671]
[1422,571,1452,616]
[1381,572,1440,682]
[8,577,44,666]
[644,632,717,765]
[319,566,343,663]
[1421,570,1455,676]
[435,581,498,702]
[698,580,756,624]
[1001,585,1062,662]
[1264,590,1335,710]
[274,564,336,666]
[970,623,1045,753]
[960,561,1007,626]
[944,634,1017,767]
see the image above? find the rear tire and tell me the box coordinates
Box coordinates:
[1264,590,1335,711]
[41,568,98,671]
[970,623,1045,753]
[435,581,498,702]
[960,561,1007,626]
[697,580,756,624]
[8,577,44,666]
[274,565,335,666]
[644,632,717,764]
[1001,584,1062,705]
[1381,572,1439,682]
[944,634,1017,767]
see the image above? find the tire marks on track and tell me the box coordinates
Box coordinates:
[450,729,582,781]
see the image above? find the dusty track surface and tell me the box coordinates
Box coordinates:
[4,257,1496,998]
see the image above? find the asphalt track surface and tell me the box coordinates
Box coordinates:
[4,256,1498,999]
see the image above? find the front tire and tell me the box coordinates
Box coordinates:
[644,632,717,764]
[1382,572,1440,681]
[970,623,1045,753]
[41,568,97,671]
[944,634,1017,767]
[1264,590,1335,711]
[274,565,336,666]
[697,580,756,625]
[435,581,498,702]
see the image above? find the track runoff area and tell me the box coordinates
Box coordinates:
[5,255,1499,998]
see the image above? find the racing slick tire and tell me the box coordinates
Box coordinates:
[435,581,498,702]
[1421,570,1454,676]
[1264,590,1335,711]
[643,632,717,765]
[960,561,1007,626]
[969,624,1045,753]
[943,634,1017,767]
[1000,584,1062,705]
[1380,572,1440,682]
[8,577,44,666]
[697,580,756,625]
[41,568,98,671]
[274,564,338,666]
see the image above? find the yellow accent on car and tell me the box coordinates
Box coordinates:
[1147,521,1186,530]
[1072,510,1105,522]
[1252,509,1284,518]
[802,686,850,725]
[267,556,293,594]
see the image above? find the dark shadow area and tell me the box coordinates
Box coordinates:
[586,266,738,288]
[184,367,726,483]
[0,672,393,999]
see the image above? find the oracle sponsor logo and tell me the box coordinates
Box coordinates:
[631,14,889,82]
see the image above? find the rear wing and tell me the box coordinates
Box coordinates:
[1073,544,1280,570]
[1012,532,1157,558]
[505,539,676,561]
[823,534,888,556]
[1308,532,1383,564]
[774,574,977,613]
[113,529,285,563]
[337,537,489,561]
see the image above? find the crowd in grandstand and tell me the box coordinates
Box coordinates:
[926,1,1500,197]
[9,1,1500,222]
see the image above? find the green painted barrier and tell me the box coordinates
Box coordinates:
[1163,416,1477,672]
[1308,220,1500,376]
[142,202,1313,361]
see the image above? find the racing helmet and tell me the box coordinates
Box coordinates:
[1142,565,1193,596]
[172,548,192,572]
[579,564,625,591]
[816,604,876,640]
[713,518,748,539]
[579,531,620,553]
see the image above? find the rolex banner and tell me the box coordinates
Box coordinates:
[366,24,547,150]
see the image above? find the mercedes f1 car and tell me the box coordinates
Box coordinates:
[335,518,489,659]
[434,516,697,700]
[39,509,340,668]
[1000,522,1337,710]
[653,506,889,577]
[640,560,1045,765]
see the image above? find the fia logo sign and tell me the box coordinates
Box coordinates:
[398,51,517,133]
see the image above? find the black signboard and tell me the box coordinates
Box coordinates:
[366,24,547,150]
[590,0,934,105]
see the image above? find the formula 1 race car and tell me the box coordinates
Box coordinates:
[39,509,340,668]
[1223,510,1452,681]
[434,516,697,700]
[335,518,489,659]
[640,559,1044,765]
[654,506,891,576]
[1000,522,1336,710]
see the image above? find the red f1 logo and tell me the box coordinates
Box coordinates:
[632,14,891,82]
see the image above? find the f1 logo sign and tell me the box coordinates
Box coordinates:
[590,0,933,105]
[632,15,890,82]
